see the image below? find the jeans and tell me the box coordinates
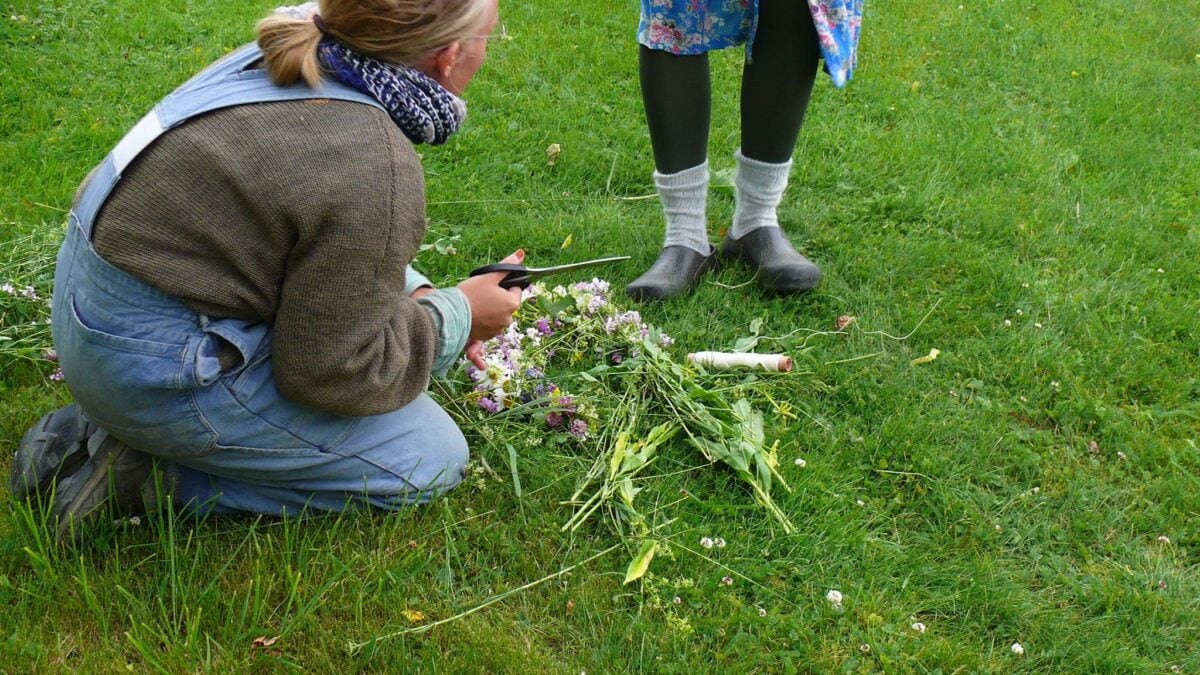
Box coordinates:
[51,223,468,517]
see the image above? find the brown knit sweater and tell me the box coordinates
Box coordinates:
[91,99,438,416]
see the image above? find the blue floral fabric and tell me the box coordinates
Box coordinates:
[637,0,864,87]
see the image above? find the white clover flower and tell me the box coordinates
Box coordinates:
[700,536,714,549]
[1003,319,1012,327]
[826,589,843,606]
[794,457,806,468]
[1157,535,1171,544]
[720,576,733,586]
[714,537,726,549]
[673,596,682,605]
[757,606,767,617]
[911,621,926,633]
[1011,642,1024,655]
[856,499,865,507]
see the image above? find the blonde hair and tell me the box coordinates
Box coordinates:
[257,0,491,87]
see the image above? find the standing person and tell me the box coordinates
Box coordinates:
[9,0,519,540]
[626,0,863,301]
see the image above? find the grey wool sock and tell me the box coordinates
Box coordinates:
[731,149,792,240]
[654,161,711,253]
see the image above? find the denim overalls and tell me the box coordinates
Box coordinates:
[53,44,468,516]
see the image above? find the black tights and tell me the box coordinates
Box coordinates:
[639,0,822,173]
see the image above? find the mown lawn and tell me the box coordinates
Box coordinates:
[1,0,1198,671]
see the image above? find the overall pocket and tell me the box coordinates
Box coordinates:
[57,290,203,433]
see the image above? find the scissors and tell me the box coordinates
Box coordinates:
[469,256,631,290]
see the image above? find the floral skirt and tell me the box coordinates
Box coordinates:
[637,0,864,87]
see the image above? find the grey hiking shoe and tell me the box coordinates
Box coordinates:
[52,428,155,542]
[9,404,98,503]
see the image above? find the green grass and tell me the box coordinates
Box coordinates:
[3,0,1199,671]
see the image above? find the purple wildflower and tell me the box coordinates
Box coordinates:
[546,412,564,428]
[568,418,589,439]
[659,333,674,347]
[0,282,14,295]
[555,394,576,413]
[535,317,553,336]
[610,351,623,364]
[477,397,501,413]
[49,368,64,382]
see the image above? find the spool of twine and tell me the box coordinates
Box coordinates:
[686,352,793,373]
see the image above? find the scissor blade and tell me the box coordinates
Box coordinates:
[525,256,631,278]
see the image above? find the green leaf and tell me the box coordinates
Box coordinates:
[710,167,736,189]
[748,317,764,334]
[623,540,658,584]
[732,336,760,353]
[608,432,628,479]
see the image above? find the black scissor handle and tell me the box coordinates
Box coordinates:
[468,263,530,290]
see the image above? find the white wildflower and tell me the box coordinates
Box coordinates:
[1011,642,1024,655]
[1003,319,1012,327]
[1117,451,1127,460]
[794,457,806,468]
[1157,535,1170,544]
[700,536,714,549]
[720,576,733,586]
[911,621,926,633]
[714,537,726,549]
[757,606,767,617]
[825,589,843,607]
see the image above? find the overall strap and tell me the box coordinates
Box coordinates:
[71,43,383,241]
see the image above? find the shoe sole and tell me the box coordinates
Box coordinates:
[9,405,95,502]
[53,435,135,542]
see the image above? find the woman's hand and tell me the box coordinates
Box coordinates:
[464,339,486,370]
[457,249,525,343]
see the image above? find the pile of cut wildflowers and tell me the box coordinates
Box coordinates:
[464,279,672,442]
[454,278,793,579]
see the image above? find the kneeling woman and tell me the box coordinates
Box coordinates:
[10,0,520,537]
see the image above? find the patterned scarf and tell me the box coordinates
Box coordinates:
[317,40,467,146]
